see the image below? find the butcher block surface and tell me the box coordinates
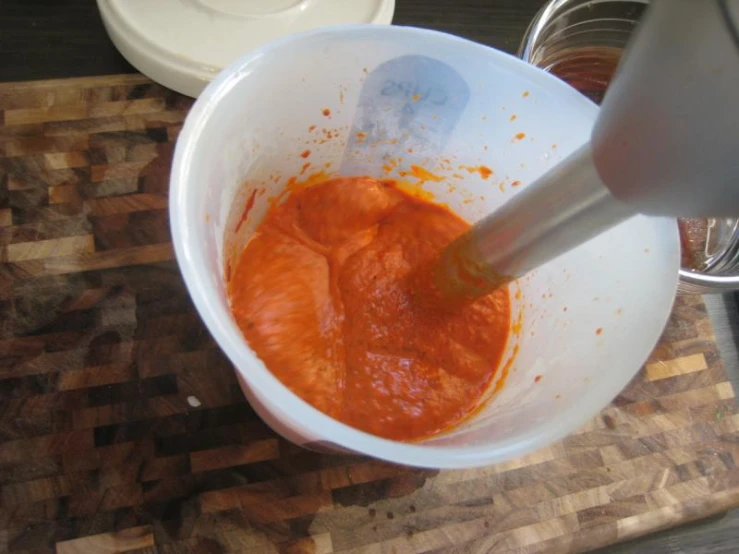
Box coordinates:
[0,74,738,554]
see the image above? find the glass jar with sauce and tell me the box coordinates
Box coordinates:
[519,0,739,294]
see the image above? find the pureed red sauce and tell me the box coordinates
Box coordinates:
[228,177,511,442]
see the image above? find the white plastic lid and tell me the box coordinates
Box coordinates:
[98,0,395,97]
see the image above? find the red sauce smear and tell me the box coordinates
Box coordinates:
[409,165,444,182]
[228,177,511,441]
[478,165,493,180]
[459,165,493,179]
[300,149,311,158]
[322,108,331,117]
[234,189,257,233]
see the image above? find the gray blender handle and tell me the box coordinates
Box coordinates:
[593,0,739,218]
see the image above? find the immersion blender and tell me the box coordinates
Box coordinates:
[432,0,739,301]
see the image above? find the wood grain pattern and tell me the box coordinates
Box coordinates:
[0,74,737,554]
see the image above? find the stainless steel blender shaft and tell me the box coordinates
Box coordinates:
[431,144,634,300]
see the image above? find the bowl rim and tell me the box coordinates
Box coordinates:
[169,23,679,469]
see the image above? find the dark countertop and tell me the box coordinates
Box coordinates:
[1,1,737,553]
[0,0,540,83]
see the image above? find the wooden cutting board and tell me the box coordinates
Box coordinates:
[1,74,738,554]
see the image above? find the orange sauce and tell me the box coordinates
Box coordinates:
[228,177,511,441]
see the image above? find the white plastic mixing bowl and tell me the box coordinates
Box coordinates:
[170,25,679,469]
